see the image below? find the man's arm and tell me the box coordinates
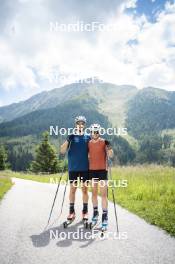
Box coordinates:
[60,135,74,154]
[60,140,69,154]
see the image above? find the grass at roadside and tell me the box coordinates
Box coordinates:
[0,175,13,200]
[109,165,175,236]
[1,170,67,183]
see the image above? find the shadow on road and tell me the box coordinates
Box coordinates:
[30,221,98,248]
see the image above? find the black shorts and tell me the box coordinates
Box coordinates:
[89,170,108,181]
[69,171,89,183]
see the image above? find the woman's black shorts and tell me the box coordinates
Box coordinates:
[89,170,108,181]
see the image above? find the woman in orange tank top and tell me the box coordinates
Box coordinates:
[88,124,113,230]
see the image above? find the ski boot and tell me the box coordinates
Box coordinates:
[82,212,89,229]
[101,219,108,237]
[63,212,75,228]
[89,212,99,230]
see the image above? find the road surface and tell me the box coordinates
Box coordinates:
[0,178,175,264]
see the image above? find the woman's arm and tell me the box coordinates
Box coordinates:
[105,140,114,158]
[107,147,114,159]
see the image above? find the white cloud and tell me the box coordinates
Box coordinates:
[0,0,175,105]
[123,0,137,9]
[134,2,175,89]
[0,38,39,92]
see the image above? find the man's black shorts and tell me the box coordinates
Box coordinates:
[69,171,89,183]
[89,170,108,181]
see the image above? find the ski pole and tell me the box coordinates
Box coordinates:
[108,159,119,233]
[44,153,67,231]
[47,172,69,228]
[47,139,71,227]
[58,174,69,218]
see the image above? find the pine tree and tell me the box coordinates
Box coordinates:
[0,145,8,170]
[30,132,58,173]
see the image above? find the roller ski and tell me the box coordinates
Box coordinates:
[101,219,108,237]
[82,212,89,229]
[63,213,75,228]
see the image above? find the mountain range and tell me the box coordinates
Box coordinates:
[1,80,175,170]
[0,81,175,139]
[0,81,137,127]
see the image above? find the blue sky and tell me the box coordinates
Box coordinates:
[134,0,174,19]
[0,0,175,106]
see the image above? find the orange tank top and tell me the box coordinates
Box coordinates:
[88,138,107,170]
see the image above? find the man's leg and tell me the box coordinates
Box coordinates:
[69,182,77,214]
[68,172,78,218]
[81,182,89,214]
[81,171,89,219]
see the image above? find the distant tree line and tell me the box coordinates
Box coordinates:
[135,133,175,166]
[1,131,175,172]
[0,145,9,170]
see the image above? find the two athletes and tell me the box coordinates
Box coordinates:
[60,116,113,229]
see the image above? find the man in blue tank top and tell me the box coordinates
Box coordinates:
[61,116,91,222]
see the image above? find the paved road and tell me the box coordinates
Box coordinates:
[0,178,175,264]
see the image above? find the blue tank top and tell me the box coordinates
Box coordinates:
[68,134,91,171]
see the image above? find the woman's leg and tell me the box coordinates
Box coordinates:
[91,179,99,218]
[99,180,108,222]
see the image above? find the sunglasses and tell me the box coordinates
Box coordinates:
[92,131,99,135]
[76,122,85,126]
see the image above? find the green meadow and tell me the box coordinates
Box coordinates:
[109,165,175,236]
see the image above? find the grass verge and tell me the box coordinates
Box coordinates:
[0,174,13,200]
[109,165,175,236]
[1,170,67,183]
